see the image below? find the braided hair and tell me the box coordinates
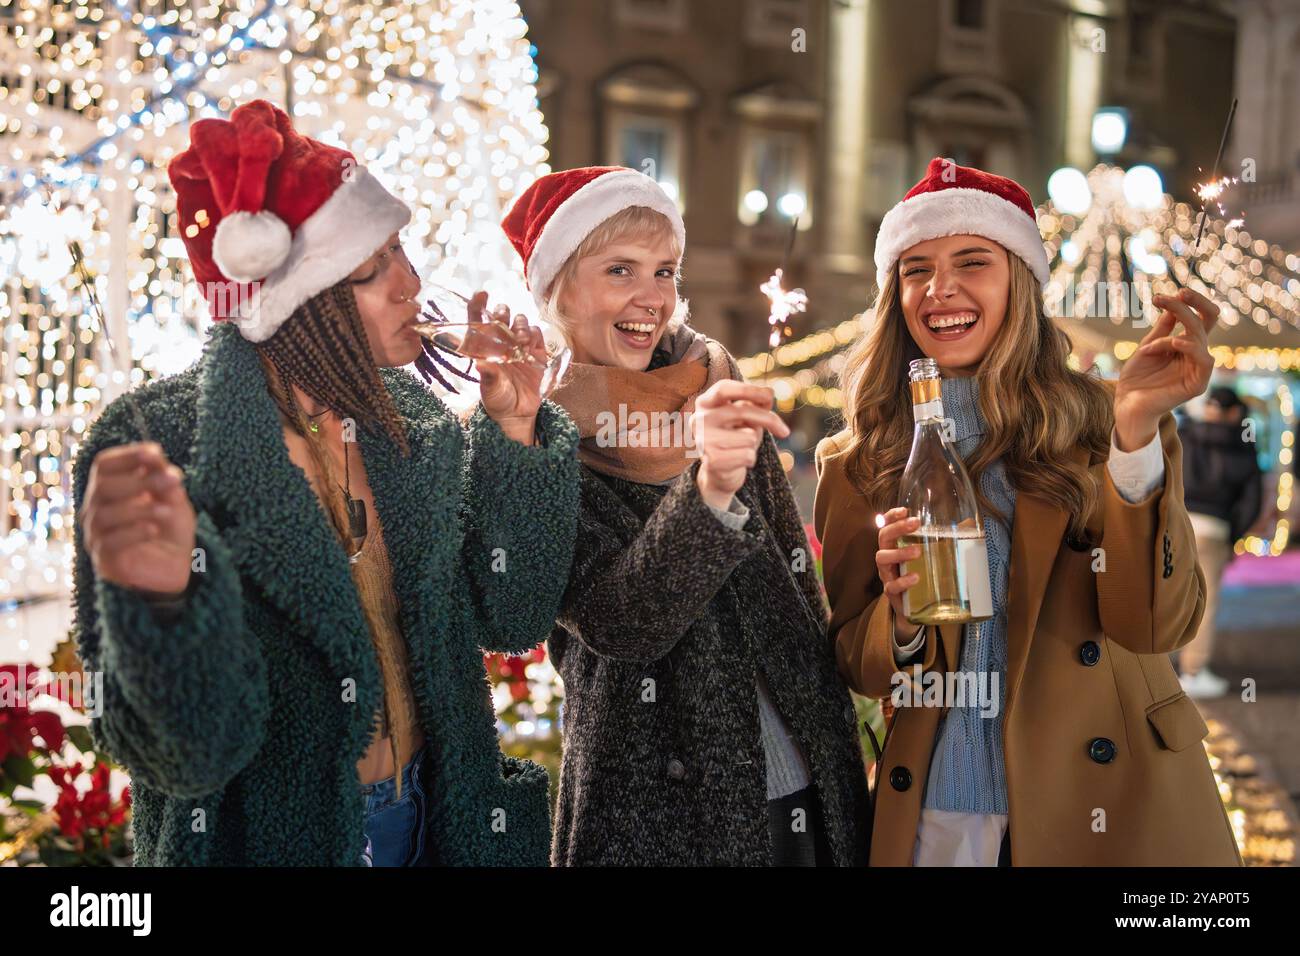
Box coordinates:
[256,279,411,458]
[258,281,415,761]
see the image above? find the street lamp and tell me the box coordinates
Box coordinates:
[1091,107,1129,157]
[1047,166,1092,215]
[1122,164,1164,211]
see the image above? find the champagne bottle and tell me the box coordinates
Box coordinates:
[897,358,994,625]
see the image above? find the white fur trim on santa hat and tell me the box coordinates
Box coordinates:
[212,210,292,284]
[229,167,411,341]
[526,168,684,309]
[874,187,1050,290]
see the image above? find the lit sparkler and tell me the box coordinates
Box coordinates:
[760,217,806,374]
[1191,97,1240,256]
[761,268,808,349]
[42,186,153,442]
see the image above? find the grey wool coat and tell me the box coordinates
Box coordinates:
[71,321,580,865]
[548,428,872,866]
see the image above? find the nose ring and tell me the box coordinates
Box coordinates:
[646,307,657,316]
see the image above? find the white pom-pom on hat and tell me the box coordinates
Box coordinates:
[211,209,293,283]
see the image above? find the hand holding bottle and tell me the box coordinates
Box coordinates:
[894,358,993,627]
[876,506,924,642]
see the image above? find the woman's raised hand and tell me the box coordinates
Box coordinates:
[1114,287,1219,450]
[80,442,196,597]
[692,380,790,511]
[468,290,547,444]
[875,507,924,642]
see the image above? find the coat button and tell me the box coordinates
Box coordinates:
[889,766,912,791]
[1079,641,1101,666]
[1088,737,1117,764]
[666,758,686,780]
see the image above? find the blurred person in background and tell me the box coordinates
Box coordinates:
[1177,385,1264,699]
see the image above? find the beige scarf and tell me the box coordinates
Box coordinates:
[548,316,740,484]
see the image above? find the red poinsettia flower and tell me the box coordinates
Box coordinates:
[47,759,131,852]
[0,713,14,764]
[1,663,69,756]
[28,709,65,754]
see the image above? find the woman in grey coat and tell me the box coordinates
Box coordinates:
[500,166,870,865]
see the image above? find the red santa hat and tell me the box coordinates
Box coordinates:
[167,99,410,342]
[502,166,684,308]
[874,157,1050,290]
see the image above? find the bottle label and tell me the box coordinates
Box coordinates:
[912,399,943,423]
[958,536,994,619]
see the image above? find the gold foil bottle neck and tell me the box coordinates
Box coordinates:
[910,377,941,406]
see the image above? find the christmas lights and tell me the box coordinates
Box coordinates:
[0,0,550,611]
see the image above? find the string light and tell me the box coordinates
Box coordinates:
[0,1,550,603]
[738,164,1297,551]
[743,165,1299,387]
[1205,718,1298,865]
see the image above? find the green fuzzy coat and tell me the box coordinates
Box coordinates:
[70,322,580,866]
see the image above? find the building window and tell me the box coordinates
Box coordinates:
[605,111,685,209]
[738,127,811,227]
[940,144,987,169]
[1129,11,1153,57]
[938,0,999,75]
[954,0,984,30]
[1117,6,1164,100]
[746,0,808,47]
[613,0,687,32]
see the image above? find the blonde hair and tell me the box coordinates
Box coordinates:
[540,205,683,346]
[836,254,1113,544]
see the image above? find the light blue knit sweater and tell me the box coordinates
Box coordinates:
[922,375,1016,814]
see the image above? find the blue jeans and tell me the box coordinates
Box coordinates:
[360,745,430,867]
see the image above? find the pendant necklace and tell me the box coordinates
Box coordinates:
[305,404,367,557]
[306,407,330,434]
[341,433,368,548]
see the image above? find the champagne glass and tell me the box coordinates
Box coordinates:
[416,283,571,397]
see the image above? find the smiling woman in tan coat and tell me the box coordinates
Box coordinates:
[815,159,1241,866]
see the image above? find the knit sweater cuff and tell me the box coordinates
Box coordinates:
[706,496,751,531]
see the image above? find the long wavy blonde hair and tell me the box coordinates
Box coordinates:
[837,254,1113,543]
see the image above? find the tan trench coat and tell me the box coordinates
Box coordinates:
[814,411,1242,866]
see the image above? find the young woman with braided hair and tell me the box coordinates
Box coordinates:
[71,100,579,866]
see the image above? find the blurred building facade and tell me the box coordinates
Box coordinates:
[520,0,1239,356]
[1232,0,1300,249]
